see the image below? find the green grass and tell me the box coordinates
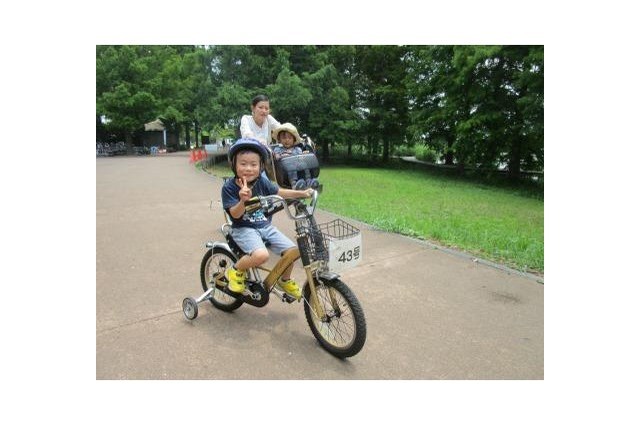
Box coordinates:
[204,162,544,274]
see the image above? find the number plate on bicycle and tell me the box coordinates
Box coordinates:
[328,233,362,273]
[306,219,362,273]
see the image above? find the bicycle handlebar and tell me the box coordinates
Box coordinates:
[253,190,318,220]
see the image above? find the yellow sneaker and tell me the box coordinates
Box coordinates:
[277,278,302,300]
[225,267,245,293]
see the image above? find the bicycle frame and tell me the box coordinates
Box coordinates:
[184,188,367,358]
[218,191,330,318]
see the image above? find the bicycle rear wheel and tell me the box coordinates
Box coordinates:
[200,247,244,312]
[303,278,366,358]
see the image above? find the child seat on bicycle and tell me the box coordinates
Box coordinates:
[271,123,320,191]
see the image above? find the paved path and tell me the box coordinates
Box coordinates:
[96,153,543,379]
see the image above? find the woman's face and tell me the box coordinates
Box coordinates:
[251,101,270,124]
[235,151,261,182]
[278,131,295,148]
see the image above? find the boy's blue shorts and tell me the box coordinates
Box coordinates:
[231,225,296,256]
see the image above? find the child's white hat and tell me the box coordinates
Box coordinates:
[272,122,302,143]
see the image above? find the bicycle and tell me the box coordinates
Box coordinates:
[182,190,367,358]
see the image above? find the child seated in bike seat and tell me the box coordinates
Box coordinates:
[221,138,313,300]
[272,123,320,190]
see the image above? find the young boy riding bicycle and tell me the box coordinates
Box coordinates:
[221,138,313,300]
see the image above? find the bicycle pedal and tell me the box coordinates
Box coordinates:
[282,293,296,304]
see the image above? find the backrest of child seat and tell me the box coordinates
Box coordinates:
[274,153,320,187]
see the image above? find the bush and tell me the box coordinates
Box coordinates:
[393,146,415,157]
[414,145,438,163]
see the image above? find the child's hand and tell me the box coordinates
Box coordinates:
[238,177,252,202]
[301,188,314,198]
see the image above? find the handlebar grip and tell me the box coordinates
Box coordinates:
[244,197,261,214]
[264,203,285,218]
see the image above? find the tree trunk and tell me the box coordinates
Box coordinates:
[322,139,329,162]
[444,137,454,165]
[175,123,182,148]
[184,123,191,148]
[507,137,522,180]
[507,110,523,181]
[125,132,134,154]
[194,120,200,148]
[382,136,390,163]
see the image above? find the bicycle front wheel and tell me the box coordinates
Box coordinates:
[303,278,366,358]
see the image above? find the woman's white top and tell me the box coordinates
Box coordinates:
[240,114,281,146]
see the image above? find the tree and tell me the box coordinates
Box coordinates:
[96,46,159,148]
[405,45,544,178]
[355,45,409,162]
[266,68,312,127]
[209,82,251,137]
[96,44,543,178]
[406,46,457,164]
[302,64,352,161]
[178,48,216,147]
[454,46,544,178]
[97,46,194,148]
[325,45,364,158]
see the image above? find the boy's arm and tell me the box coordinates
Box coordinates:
[228,199,246,219]
[222,180,248,219]
[277,187,314,199]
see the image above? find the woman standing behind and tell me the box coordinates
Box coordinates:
[239,95,280,147]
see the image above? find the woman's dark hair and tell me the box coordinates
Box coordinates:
[251,94,270,107]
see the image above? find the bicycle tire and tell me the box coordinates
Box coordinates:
[303,278,366,358]
[200,247,244,312]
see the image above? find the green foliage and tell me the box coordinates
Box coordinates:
[96,45,543,178]
[98,83,157,132]
[96,45,204,142]
[354,45,409,162]
[308,67,353,141]
[267,69,312,125]
[414,144,438,163]
[209,82,250,129]
[210,124,235,140]
[405,45,544,176]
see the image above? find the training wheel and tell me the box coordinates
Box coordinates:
[182,297,198,320]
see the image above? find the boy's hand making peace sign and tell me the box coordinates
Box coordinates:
[238,177,252,202]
